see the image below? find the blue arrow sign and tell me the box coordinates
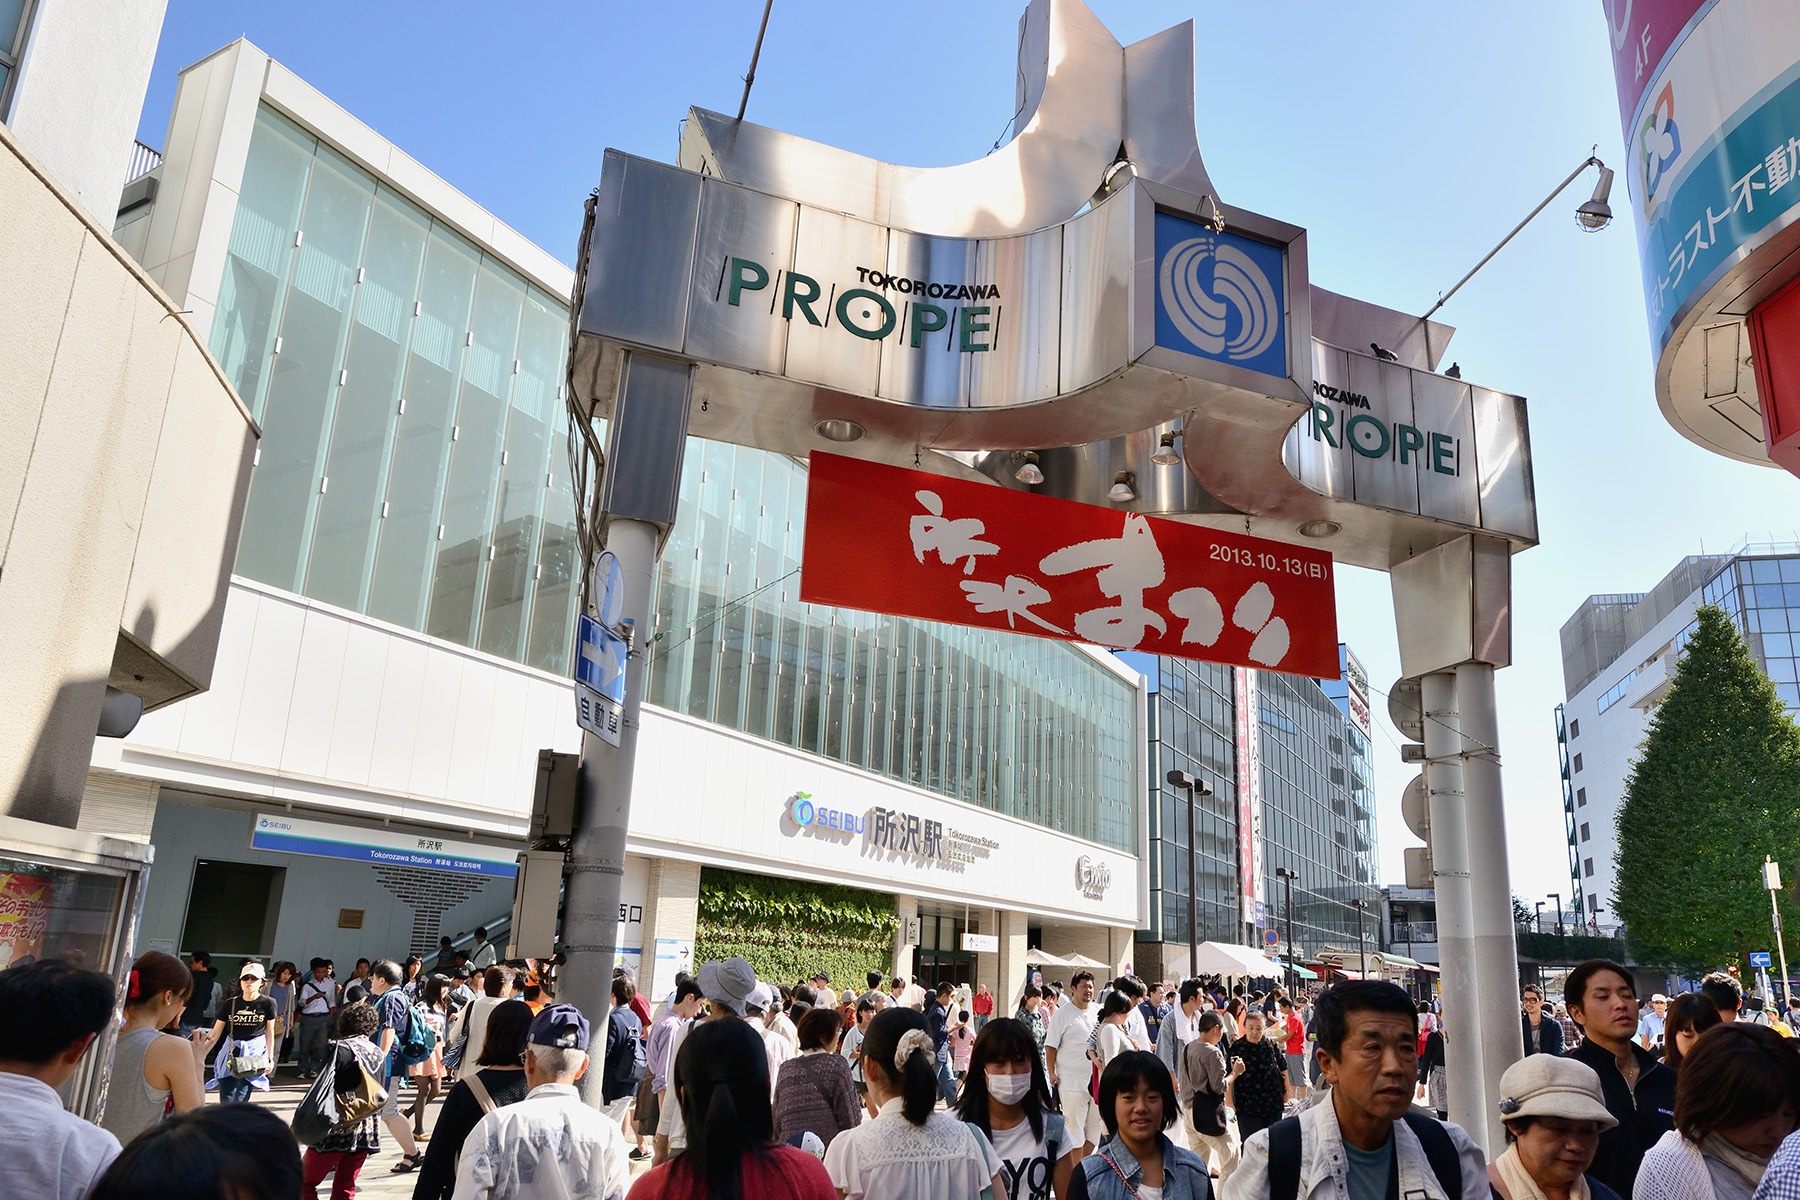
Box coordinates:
[1752,951,1773,968]
[575,613,627,704]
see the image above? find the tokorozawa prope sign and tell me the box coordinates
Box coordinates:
[801,452,1339,679]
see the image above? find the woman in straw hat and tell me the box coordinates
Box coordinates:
[1488,1054,1623,1200]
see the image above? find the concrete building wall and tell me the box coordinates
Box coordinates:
[0,119,255,828]
[3,0,167,220]
[138,794,513,969]
[1561,585,1706,920]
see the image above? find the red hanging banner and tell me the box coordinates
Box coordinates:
[800,452,1339,679]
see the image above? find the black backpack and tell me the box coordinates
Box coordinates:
[1267,1110,1462,1200]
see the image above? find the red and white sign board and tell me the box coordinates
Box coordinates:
[800,453,1339,678]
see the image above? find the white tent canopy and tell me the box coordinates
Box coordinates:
[1063,952,1111,969]
[1187,941,1278,977]
[1026,948,1072,968]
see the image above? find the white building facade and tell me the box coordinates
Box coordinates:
[108,41,1148,1004]
[1556,548,1800,926]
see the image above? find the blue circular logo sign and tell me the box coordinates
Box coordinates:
[791,796,814,826]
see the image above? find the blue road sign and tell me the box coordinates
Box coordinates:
[575,613,627,704]
[1752,951,1774,968]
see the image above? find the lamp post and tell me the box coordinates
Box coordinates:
[1353,899,1369,980]
[1420,154,1614,334]
[1765,858,1793,1010]
[1166,770,1212,979]
[1534,901,1545,936]
[1549,893,1565,937]
[1276,866,1299,998]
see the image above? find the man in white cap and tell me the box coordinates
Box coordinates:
[452,1002,630,1200]
[652,957,755,1165]
[1488,1054,1619,1198]
[1637,993,1668,1052]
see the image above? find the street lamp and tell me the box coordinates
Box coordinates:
[1534,901,1545,935]
[1766,858,1794,1010]
[1549,893,1565,937]
[1166,770,1212,980]
[1421,154,1614,337]
[1352,899,1369,980]
[1276,867,1299,997]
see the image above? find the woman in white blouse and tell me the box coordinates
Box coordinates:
[823,1006,1006,1200]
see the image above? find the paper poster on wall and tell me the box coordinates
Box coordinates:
[0,872,53,969]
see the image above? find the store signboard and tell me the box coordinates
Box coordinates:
[802,453,1339,678]
[1601,0,1719,136]
[249,813,517,879]
[1611,0,1800,350]
[1344,647,1372,737]
[1284,343,1535,543]
[962,933,999,953]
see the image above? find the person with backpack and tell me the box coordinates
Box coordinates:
[1222,980,1485,1200]
[604,975,647,1108]
[369,959,427,1173]
[410,998,533,1200]
[958,1016,1078,1200]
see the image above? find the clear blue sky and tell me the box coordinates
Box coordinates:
[141,1,1800,904]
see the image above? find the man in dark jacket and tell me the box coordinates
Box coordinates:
[1565,959,1674,1196]
[1521,983,1564,1056]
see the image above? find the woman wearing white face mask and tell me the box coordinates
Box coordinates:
[957,1017,1078,1200]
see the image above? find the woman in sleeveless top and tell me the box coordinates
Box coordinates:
[101,950,206,1143]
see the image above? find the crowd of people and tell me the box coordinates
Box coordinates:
[18,948,1800,1200]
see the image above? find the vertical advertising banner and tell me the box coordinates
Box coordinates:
[0,872,53,969]
[1233,668,1265,927]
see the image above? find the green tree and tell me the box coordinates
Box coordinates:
[1614,605,1800,969]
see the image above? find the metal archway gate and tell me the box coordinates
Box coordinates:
[560,0,1534,1151]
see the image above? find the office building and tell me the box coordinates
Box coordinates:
[1556,545,1800,924]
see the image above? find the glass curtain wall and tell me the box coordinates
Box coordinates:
[1702,554,1800,712]
[643,437,1138,852]
[1148,658,1241,947]
[1258,671,1381,956]
[210,105,579,674]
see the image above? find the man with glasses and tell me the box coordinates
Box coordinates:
[1521,984,1564,1056]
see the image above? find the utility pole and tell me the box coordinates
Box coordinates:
[559,351,693,1108]
[1767,858,1793,1010]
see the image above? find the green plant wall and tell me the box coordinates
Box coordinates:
[696,866,897,987]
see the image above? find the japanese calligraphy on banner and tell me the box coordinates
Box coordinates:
[1600,0,1717,136]
[800,452,1339,678]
